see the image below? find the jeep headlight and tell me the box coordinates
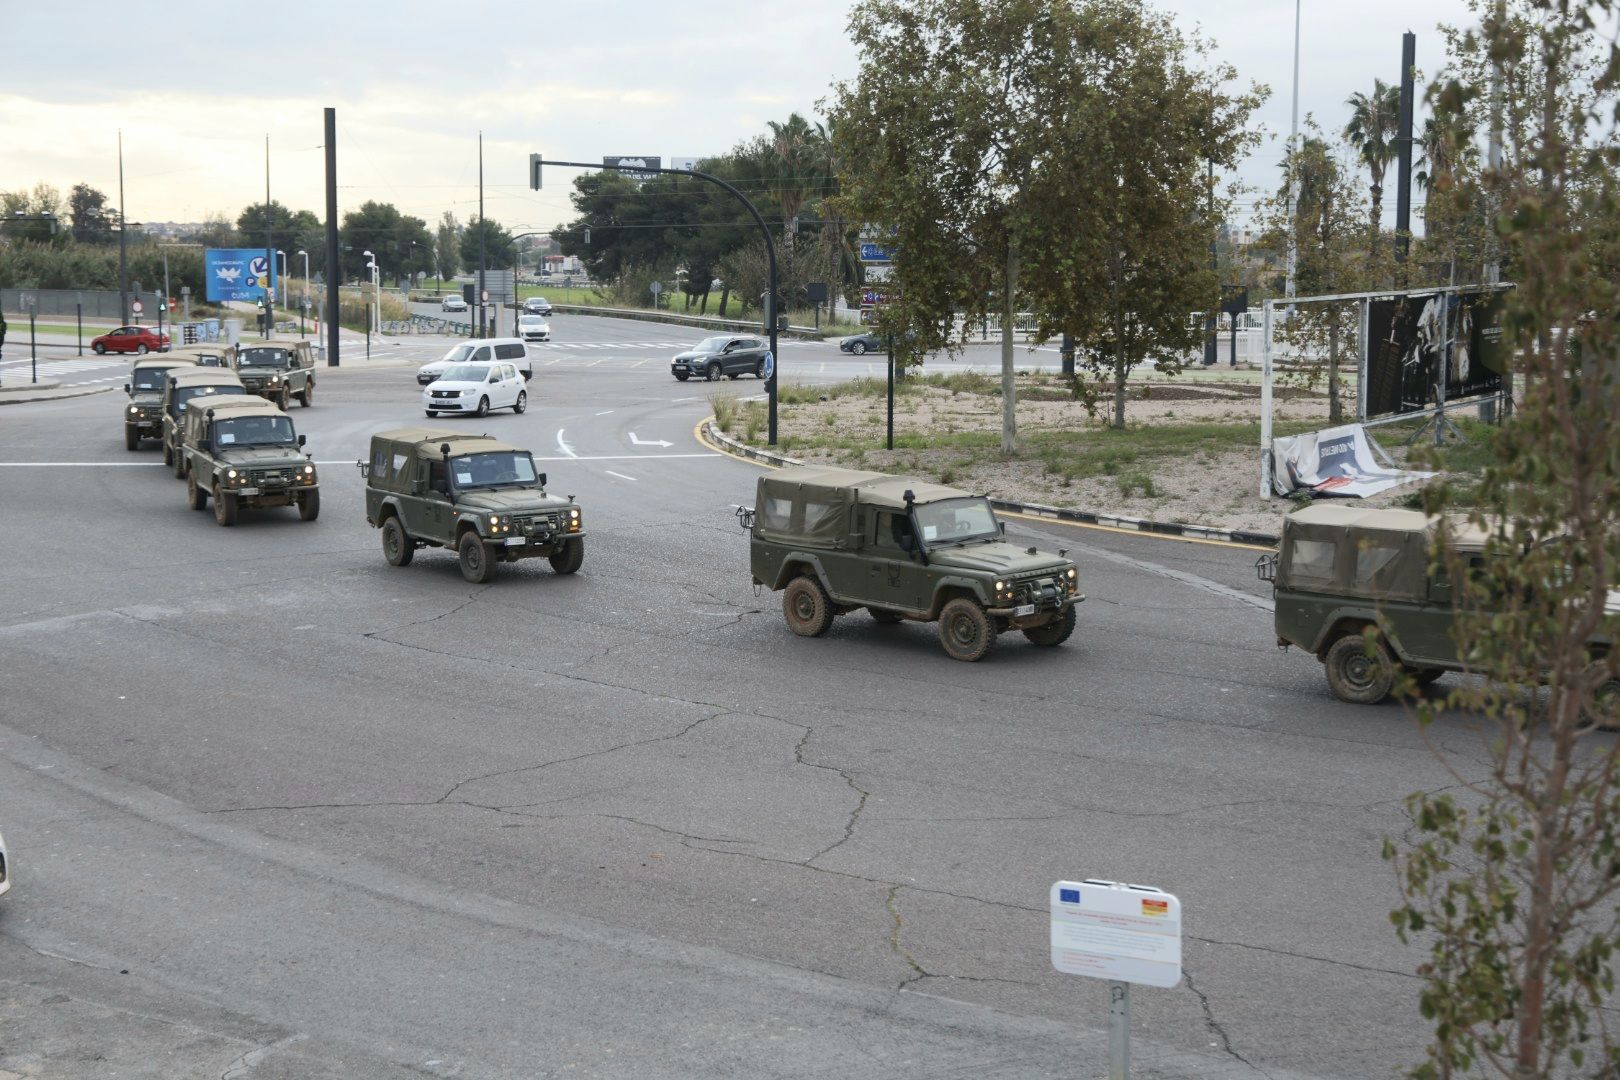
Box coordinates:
[128,405,139,415]
[227,468,239,480]
[568,508,581,532]
[270,375,281,384]
[994,580,1006,592]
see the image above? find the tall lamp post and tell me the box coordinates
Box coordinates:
[275,249,287,309]
[363,250,377,340]
[296,249,309,336]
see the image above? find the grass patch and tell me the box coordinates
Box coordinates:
[710,393,738,434]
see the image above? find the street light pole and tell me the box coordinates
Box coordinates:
[276,249,287,308]
[297,249,309,336]
[1284,0,1301,307]
[118,129,129,325]
[365,258,376,358]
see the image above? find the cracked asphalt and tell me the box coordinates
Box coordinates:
[0,315,1490,1078]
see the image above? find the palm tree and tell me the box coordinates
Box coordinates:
[766,113,831,241]
[1343,79,1401,254]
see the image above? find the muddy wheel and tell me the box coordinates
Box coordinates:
[277,388,290,410]
[186,472,208,511]
[381,517,413,566]
[548,537,584,575]
[783,575,834,637]
[1324,633,1395,704]
[299,380,313,407]
[458,530,495,584]
[172,447,186,478]
[1023,604,1077,647]
[938,597,996,662]
[212,485,238,527]
[297,489,320,522]
[868,608,904,625]
[125,425,139,451]
[163,441,174,467]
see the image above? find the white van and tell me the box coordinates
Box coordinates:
[417,338,532,385]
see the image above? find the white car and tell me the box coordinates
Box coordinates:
[441,295,469,312]
[423,361,528,417]
[418,339,533,385]
[517,315,551,342]
[0,829,10,900]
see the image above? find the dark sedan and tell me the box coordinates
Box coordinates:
[671,335,770,382]
[839,332,883,355]
[522,296,553,316]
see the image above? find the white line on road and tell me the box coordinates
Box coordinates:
[594,410,615,416]
[1,453,722,467]
[605,470,637,482]
[556,429,578,458]
[0,462,164,467]
[628,433,673,448]
[533,453,719,461]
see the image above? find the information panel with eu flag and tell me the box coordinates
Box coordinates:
[205,249,276,303]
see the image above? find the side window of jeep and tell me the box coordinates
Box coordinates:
[429,461,449,494]
[371,446,388,481]
[1286,539,1337,586]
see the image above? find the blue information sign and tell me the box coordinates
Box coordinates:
[859,241,895,263]
[205,248,277,302]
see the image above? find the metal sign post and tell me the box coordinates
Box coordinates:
[1051,880,1182,1079]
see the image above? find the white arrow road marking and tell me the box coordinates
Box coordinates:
[556,429,578,458]
[628,432,672,448]
[605,470,637,482]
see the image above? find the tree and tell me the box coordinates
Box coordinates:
[393,214,434,286]
[435,212,461,284]
[182,214,238,249]
[1,184,67,245]
[69,184,115,245]
[1384,1,1620,1075]
[339,201,404,282]
[236,201,300,249]
[459,217,516,277]
[1343,78,1401,255]
[831,0,1262,444]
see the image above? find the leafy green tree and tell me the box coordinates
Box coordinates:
[832,0,1262,444]
[236,200,300,249]
[339,201,403,282]
[435,212,461,285]
[69,184,115,245]
[1,184,67,245]
[1343,78,1401,256]
[182,214,238,249]
[1384,1,1620,1075]
[459,217,516,277]
[393,214,434,286]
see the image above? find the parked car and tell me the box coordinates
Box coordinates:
[517,315,551,342]
[839,332,883,355]
[91,325,170,355]
[442,295,469,312]
[522,296,552,316]
[423,361,528,417]
[418,338,532,384]
[671,335,770,382]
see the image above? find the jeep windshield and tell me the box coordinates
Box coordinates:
[451,451,539,490]
[237,348,292,368]
[173,385,245,414]
[914,497,1000,546]
[132,368,169,391]
[214,414,296,448]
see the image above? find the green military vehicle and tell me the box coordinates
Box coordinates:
[361,427,585,584]
[168,342,236,369]
[180,396,320,526]
[1263,504,1618,718]
[741,466,1082,661]
[233,339,315,408]
[161,368,250,473]
[124,354,198,450]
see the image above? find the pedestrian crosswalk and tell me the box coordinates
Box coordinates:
[0,358,127,385]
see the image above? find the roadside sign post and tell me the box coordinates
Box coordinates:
[76,302,83,356]
[1050,880,1182,1079]
[650,280,662,310]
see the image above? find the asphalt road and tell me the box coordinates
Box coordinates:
[0,312,1485,1078]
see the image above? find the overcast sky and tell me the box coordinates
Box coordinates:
[0,0,1477,236]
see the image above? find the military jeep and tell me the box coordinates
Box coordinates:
[168,343,236,369]
[741,467,1082,661]
[124,354,198,450]
[1264,504,1618,717]
[361,427,585,584]
[232,339,315,408]
[161,368,250,474]
[180,397,319,526]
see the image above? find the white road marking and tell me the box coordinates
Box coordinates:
[632,359,649,367]
[588,359,606,367]
[2,453,723,467]
[605,470,637,482]
[628,432,673,448]
[532,452,720,461]
[556,429,578,458]
[594,410,615,416]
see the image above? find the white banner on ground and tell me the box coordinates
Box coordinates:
[1271,423,1434,498]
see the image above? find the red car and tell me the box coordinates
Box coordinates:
[91,325,170,355]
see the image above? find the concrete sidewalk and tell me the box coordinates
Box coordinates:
[0,379,115,406]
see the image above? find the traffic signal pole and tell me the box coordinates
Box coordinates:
[530,157,780,443]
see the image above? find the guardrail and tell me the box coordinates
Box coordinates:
[547,303,827,340]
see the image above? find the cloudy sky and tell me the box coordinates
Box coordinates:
[0,0,1477,234]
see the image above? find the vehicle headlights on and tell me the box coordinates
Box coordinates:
[269,374,281,384]
[568,507,582,532]
[127,404,140,416]
[300,464,317,484]
[1066,567,1079,592]
[487,514,505,534]
[226,468,241,484]
[994,579,1014,602]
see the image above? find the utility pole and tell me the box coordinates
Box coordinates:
[1394,32,1417,269]
[265,136,274,338]
[1205,154,1218,365]
[1284,0,1301,307]
[323,107,341,367]
[118,130,129,325]
[478,132,487,339]
[1484,0,1504,286]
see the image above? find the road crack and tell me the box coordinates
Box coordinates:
[1183,964,1274,1077]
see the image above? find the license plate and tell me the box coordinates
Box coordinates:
[236,487,261,496]
[504,537,525,547]
[1013,604,1036,616]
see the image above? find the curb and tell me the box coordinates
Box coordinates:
[699,419,1280,548]
[0,383,114,407]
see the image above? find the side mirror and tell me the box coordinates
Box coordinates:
[999,521,1007,536]
[297,434,307,447]
[123,383,131,394]
[538,472,547,487]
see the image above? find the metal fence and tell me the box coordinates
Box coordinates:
[1,287,166,321]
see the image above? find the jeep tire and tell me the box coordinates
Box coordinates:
[187,472,208,511]
[299,381,313,407]
[277,388,290,410]
[163,441,174,467]
[938,597,996,662]
[297,489,320,522]
[1324,634,1395,704]
[1023,604,1077,647]
[458,530,496,584]
[213,485,238,527]
[783,575,834,637]
[382,517,413,566]
[548,537,584,575]
[172,447,186,478]
[125,425,139,451]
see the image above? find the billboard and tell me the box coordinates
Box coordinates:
[668,156,698,172]
[1364,290,1507,418]
[205,248,276,303]
[603,155,661,180]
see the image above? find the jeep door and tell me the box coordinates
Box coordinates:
[862,509,927,613]
[417,459,454,542]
